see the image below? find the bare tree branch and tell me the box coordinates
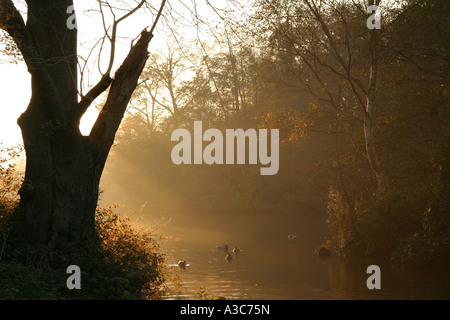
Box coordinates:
[90,29,153,152]
[76,0,166,120]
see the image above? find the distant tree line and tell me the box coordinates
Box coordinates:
[107,0,449,264]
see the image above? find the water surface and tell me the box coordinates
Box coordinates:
[160,215,450,300]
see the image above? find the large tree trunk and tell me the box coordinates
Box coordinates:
[15,32,152,246]
[14,123,102,244]
[1,0,155,246]
[13,0,83,245]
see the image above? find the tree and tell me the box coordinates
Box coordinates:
[254,0,387,190]
[0,0,166,246]
[198,41,268,124]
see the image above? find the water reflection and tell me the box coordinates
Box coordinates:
[161,221,450,300]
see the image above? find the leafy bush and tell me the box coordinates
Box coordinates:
[0,202,168,300]
[391,135,450,265]
[327,185,429,258]
[94,205,167,299]
[0,146,169,300]
[327,156,450,264]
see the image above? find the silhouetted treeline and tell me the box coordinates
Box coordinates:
[103,0,450,264]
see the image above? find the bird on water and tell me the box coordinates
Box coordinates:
[225,253,233,263]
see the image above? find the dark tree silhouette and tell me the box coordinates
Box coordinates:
[0,0,166,245]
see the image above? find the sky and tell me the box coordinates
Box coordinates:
[0,61,100,149]
[0,2,118,148]
[0,1,173,169]
[0,1,171,149]
[0,62,28,148]
[0,0,244,150]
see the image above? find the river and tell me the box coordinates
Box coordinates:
[159,213,450,300]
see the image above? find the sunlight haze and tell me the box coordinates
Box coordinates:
[0,0,449,304]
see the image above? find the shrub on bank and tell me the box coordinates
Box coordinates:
[0,203,167,300]
[327,139,450,265]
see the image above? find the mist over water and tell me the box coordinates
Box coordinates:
[98,181,450,300]
[163,216,450,300]
[1,0,449,303]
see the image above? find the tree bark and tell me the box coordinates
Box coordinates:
[365,0,387,191]
[1,1,156,246]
